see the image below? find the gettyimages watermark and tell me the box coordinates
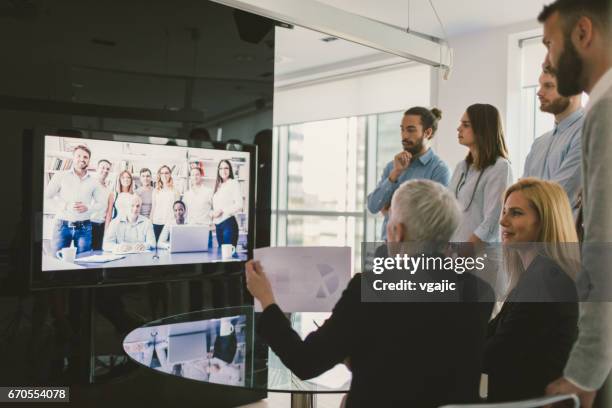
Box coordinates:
[360,242,612,303]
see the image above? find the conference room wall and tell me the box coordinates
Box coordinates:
[434,19,541,175]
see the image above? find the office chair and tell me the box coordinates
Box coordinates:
[439,393,579,408]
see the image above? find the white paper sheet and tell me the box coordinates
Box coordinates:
[253,247,351,312]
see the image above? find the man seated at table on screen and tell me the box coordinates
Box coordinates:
[103,194,156,253]
[157,200,186,250]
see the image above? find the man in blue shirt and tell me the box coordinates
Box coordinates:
[523,67,584,211]
[367,106,450,240]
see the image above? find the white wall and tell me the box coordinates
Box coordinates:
[273,63,431,125]
[434,19,541,174]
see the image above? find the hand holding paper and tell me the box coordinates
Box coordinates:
[250,247,351,312]
[245,260,276,309]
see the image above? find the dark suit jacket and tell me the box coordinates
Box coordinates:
[484,255,579,402]
[258,270,494,408]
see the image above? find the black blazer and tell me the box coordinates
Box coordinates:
[484,255,579,402]
[258,270,494,408]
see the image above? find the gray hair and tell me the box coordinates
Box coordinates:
[389,179,460,243]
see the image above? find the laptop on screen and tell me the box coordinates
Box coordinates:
[169,225,209,253]
[167,331,208,364]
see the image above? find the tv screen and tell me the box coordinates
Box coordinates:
[39,134,252,274]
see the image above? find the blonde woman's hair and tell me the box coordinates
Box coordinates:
[503,178,580,290]
[156,165,174,191]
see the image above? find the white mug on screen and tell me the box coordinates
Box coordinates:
[56,247,77,263]
[221,244,236,259]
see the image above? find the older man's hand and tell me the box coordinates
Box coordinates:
[245,260,276,309]
[544,377,596,408]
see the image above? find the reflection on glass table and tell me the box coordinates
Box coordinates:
[123,306,350,408]
[43,247,247,271]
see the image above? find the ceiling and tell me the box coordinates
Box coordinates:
[315,0,550,39]
[275,0,550,82]
[0,0,550,134]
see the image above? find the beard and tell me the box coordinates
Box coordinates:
[402,138,424,155]
[541,96,571,114]
[555,36,585,97]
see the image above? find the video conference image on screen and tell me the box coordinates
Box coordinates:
[123,315,248,386]
[42,135,250,272]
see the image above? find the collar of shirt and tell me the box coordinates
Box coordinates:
[585,67,612,113]
[71,167,91,180]
[119,215,146,225]
[555,108,585,134]
[415,148,434,166]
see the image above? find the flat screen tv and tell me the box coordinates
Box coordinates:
[26,130,257,288]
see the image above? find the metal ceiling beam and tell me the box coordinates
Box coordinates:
[0,95,206,123]
[209,0,451,68]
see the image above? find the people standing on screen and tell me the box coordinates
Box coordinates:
[523,67,584,211]
[211,160,243,247]
[537,1,612,406]
[103,194,156,253]
[209,319,241,386]
[183,167,214,247]
[105,170,135,229]
[367,107,450,241]
[150,165,180,241]
[136,168,153,218]
[157,200,186,249]
[246,179,494,408]
[90,159,112,251]
[45,145,106,255]
[484,178,579,402]
[448,104,513,243]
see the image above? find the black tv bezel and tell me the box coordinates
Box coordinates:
[27,128,257,289]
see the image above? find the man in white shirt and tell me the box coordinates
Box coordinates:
[539,1,612,406]
[103,194,156,253]
[523,67,584,211]
[90,159,112,250]
[183,167,213,248]
[45,145,106,254]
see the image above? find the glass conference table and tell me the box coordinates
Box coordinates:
[123,306,351,408]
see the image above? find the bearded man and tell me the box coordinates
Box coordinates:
[522,66,584,212]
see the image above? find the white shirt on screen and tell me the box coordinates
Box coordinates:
[151,188,179,225]
[212,179,243,225]
[90,183,110,223]
[102,215,156,252]
[113,192,134,220]
[184,185,213,225]
[45,168,107,222]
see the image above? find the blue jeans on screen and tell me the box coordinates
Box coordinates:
[51,220,92,255]
[215,216,239,247]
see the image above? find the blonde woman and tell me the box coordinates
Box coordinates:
[150,165,179,240]
[484,178,579,402]
[105,170,135,229]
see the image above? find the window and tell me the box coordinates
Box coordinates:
[518,36,555,175]
[272,111,412,273]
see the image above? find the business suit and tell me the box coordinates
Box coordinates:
[258,269,494,408]
[485,255,578,402]
[563,71,612,390]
